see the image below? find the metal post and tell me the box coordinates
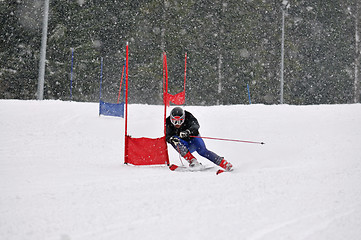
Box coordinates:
[217,2,226,106]
[280,5,285,104]
[37,0,50,100]
[280,1,289,104]
[354,2,360,103]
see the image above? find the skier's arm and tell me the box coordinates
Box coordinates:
[186,112,200,136]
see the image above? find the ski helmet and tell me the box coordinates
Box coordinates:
[170,107,185,126]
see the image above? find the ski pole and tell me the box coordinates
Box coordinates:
[190,136,265,145]
[176,144,184,166]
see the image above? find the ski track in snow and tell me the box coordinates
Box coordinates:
[1,100,361,240]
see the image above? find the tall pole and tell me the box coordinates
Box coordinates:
[217,2,226,105]
[218,53,222,104]
[280,5,285,104]
[124,43,129,163]
[99,57,103,102]
[37,0,50,100]
[354,1,360,103]
[70,48,74,101]
[160,0,168,102]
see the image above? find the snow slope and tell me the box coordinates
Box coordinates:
[1,100,361,240]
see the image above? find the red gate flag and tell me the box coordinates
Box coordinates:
[124,136,169,165]
[166,91,185,105]
[163,52,187,106]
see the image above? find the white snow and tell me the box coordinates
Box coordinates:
[1,100,361,240]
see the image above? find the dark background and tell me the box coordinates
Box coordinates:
[1,0,360,105]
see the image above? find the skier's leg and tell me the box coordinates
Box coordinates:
[190,136,233,171]
[191,137,222,164]
[170,138,199,166]
[170,138,189,156]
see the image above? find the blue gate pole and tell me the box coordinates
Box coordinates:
[247,84,252,104]
[99,57,103,116]
[99,57,103,101]
[70,48,74,100]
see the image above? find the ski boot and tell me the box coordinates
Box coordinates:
[219,158,233,171]
[184,151,202,168]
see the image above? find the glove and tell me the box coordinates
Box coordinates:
[170,136,180,146]
[179,129,191,139]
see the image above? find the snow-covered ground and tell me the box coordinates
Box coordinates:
[1,100,361,240]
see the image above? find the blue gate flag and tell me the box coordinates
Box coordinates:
[99,100,124,117]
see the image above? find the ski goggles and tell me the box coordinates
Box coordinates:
[171,116,185,125]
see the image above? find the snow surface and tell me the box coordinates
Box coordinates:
[1,100,361,240]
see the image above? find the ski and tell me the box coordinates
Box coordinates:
[169,164,213,172]
[216,169,234,175]
[216,169,225,175]
[169,164,232,175]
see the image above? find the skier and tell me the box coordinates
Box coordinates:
[166,107,233,171]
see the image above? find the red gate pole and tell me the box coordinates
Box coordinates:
[124,43,129,163]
